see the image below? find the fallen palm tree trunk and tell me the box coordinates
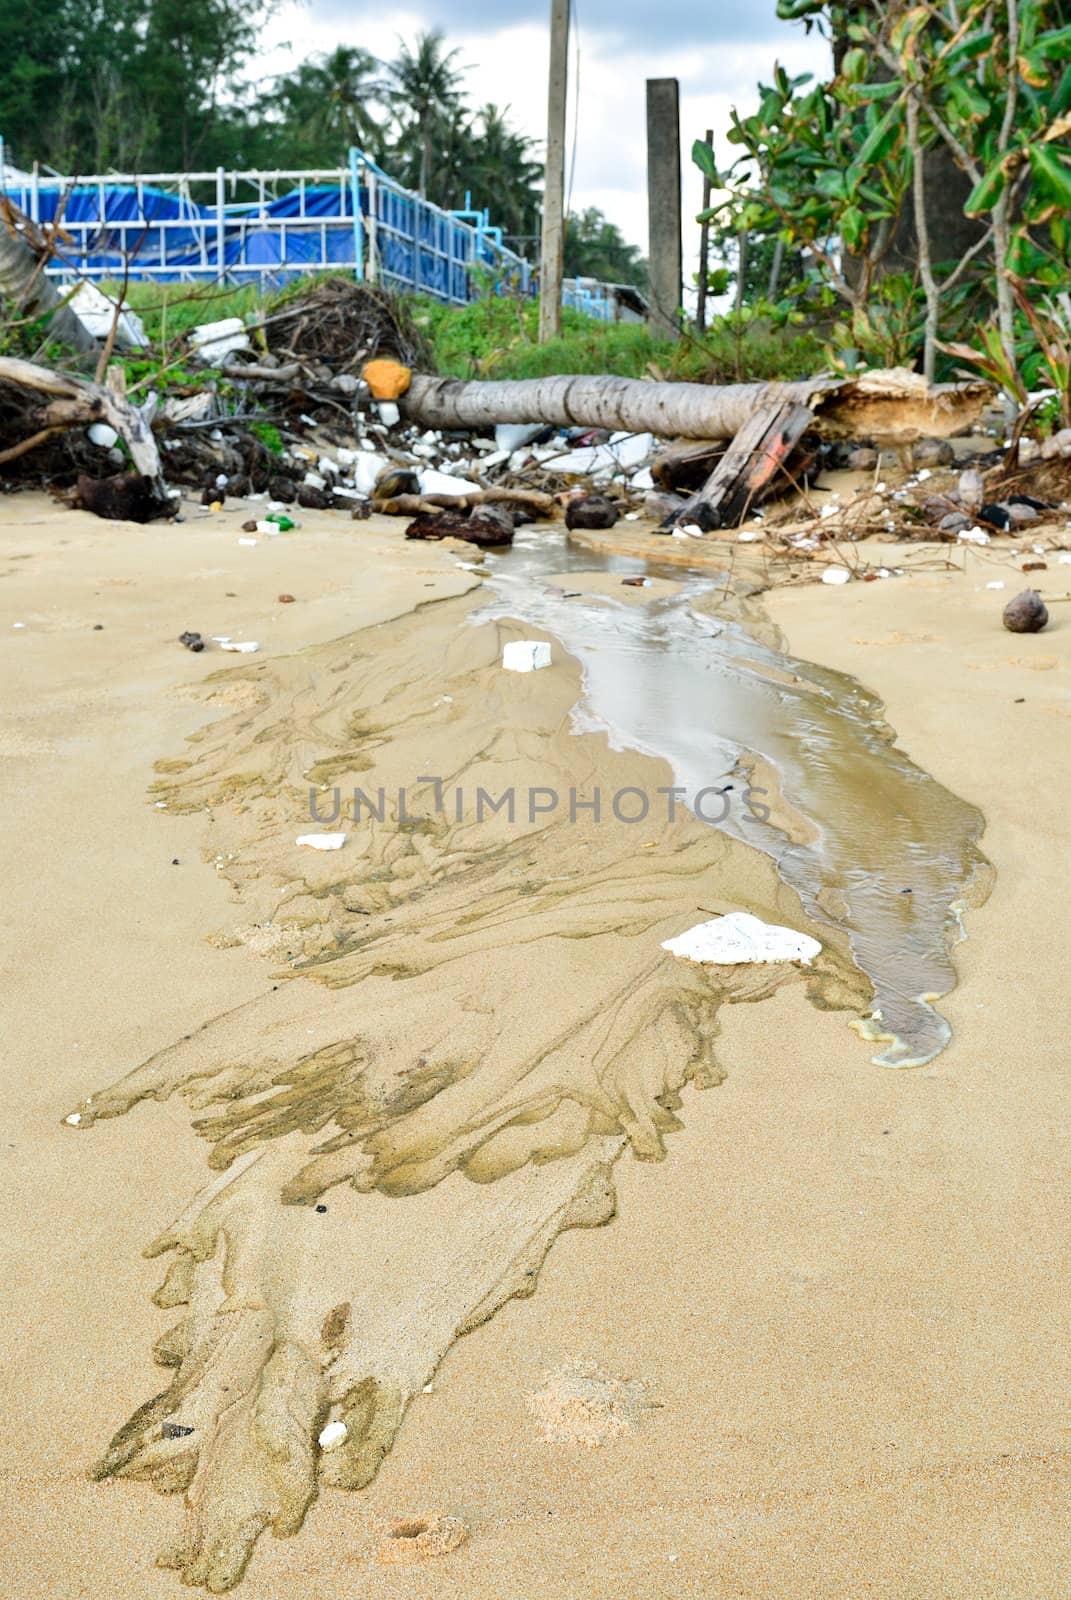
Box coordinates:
[402,368,991,446]
[0,356,162,482]
[0,224,99,357]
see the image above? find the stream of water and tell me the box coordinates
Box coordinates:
[477,525,991,1067]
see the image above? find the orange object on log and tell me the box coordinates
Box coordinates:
[363,359,413,400]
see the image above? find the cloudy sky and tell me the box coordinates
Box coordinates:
[259,0,830,278]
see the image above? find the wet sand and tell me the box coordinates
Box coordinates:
[1,496,1069,1597]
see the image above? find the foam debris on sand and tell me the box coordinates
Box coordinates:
[296,832,346,850]
[502,640,552,672]
[662,912,822,966]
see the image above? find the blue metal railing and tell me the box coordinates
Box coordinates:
[0,145,612,316]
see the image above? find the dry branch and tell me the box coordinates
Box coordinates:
[0,356,162,480]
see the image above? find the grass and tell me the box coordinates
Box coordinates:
[103,276,825,387]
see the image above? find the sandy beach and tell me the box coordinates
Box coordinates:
[2,492,1069,1598]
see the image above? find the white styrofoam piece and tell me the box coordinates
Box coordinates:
[318,1421,348,1450]
[418,468,479,498]
[821,567,851,585]
[296,833,346,851]
[352,452,389,496]
[87,422,119,449]
[188,317,250,364]
[662,912,821,967]
[377,401,400,426]
[502,640,552,672]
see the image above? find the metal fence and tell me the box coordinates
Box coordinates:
[0,142,633,320]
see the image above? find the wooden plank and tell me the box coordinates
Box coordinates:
[666,400,815,530]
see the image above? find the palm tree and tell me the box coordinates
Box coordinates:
[386,30,466,198]
[272,46,384,165]
[464,105,543,247]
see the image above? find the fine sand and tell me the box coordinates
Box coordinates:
[1,494,1069,1597]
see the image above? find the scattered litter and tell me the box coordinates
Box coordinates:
[296,832,346,850]
[87,422,119,449]
[503,640,552,673]
[68,280,147,348]
[621,576,650,587]
[821,567,851,585]
[317,1420,348,1451]
[238,536,257,547]
[213,638,259,652]
[363,358,412,399]
[377,401,401,427]
[64,1112,81,1126]
[985,580,1006,590]
[12,622,25,629]
[958,526,990,545]
[662,911,822,966]
[188,317,250,365]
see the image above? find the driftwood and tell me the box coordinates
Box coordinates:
[402,367,991,446]
[374,488,556,517]
[669,401,816,530]
[0,356,163,481]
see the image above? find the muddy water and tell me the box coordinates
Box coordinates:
[480,525,991,1067]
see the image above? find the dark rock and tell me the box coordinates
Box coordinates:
[845,445,880,471]
[405,511,513,548]
[179,631,205,652]
[376,467,421,499]
[979,502,1011,529]
[297,484,332,510]
[267,475,298,504]
[1002,588,1049,633]
[912,438,956,468]
[77,472,169,524]
[564,494,619,531]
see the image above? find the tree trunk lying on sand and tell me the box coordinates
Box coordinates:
[0,226,99,357]
[0,356,163,481]
[402,367,992,446]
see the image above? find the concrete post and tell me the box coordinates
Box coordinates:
[646,78,682,340]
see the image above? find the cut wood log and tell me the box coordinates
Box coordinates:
[668,401,816,530]
[0,356,162,482]
[401,367,991,446]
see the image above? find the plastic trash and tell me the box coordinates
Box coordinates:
[189,318,251,365]
[821,567,851,585]
[87,422,119,449]
[662,912,822,966]
[68,280,147,348]
[297,833,346,851]
[418,468,479,498]
[503,641,552,672]
[318,1421,348,1450]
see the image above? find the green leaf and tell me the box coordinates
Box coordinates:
[691,139,720,184]
[840,205,866,250]
[841,47,868,84]
[943,28,994,68]
[1028,142,1071,208]
[1035,23,1071,60]
[965,157,1008,215]
[854,81,901,101]
[856,105,901,167]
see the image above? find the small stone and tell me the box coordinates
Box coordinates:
[912,438,955,468]
[278,593,296,603]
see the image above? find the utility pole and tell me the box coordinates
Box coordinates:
[539,0,570,343]
[646,79,682,340]
[695,128,714,334]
